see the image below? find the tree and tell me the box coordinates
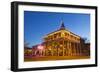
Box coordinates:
[82,37,90,43]
[24,40,30,48]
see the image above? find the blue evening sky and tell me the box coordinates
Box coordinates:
[24,11,90,47]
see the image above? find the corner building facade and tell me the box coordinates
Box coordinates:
[41,22,86,56]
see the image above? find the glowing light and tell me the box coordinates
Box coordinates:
[37,45,44,50]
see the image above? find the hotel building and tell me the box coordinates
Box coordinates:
[31,22,90,57]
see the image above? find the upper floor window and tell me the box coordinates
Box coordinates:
[54,34,57,38]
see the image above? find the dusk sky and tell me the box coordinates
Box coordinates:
[24,11,90,47]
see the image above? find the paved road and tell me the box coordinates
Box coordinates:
[24,56,90,62]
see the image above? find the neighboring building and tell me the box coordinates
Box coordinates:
[30,22,90,57]
[24,47,32,57]
[84,43,90,56]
